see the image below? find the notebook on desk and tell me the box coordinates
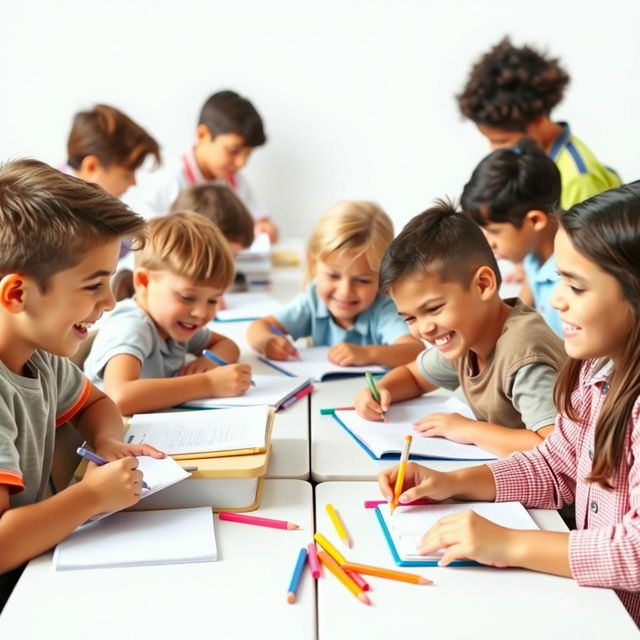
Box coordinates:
[259,346,385,382]
[54,507,217,570]
[375,501,539,566]
[331,396,497,461]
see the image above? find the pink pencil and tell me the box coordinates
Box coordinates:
[363,498,434,509]
[307,543,321,579]
[218,511,299,530]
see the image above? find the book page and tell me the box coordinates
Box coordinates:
[125,405,270,455]
[378,501,538,561]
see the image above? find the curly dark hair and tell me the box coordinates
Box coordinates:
[457,37,570,132]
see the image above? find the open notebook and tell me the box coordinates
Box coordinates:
[181,374,311,410]
[124,405,274,459]
[375,501,539,566]
[55,507,217,570]
[214,292,284,322]
[332,396,497,460]
[259,346,385,382]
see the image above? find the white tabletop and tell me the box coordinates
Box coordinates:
[0,480,317,640]
[314,482,637,638]
[310,377,483,482]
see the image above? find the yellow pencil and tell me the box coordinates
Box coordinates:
[325,503,351,548]
[318,551,371,605]
[391,435,412,514]
[314,532,345,564]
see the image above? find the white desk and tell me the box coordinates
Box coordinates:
[311,377,482,482]
[315,482,637,638]
[0,480,317,640]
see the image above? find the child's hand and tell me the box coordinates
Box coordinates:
[254,217,279,243]
[95,437,165,461]
[418,510,514,567]
[177,356,216,376]
[413,412,476,444]
[328,343,369,366]
[82,457,145,513]
[204,363,252,397]
[378,461,451,504]
[354,386,391,421]
[264,336,298,361]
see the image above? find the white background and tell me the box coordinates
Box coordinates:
[1,0,639,236]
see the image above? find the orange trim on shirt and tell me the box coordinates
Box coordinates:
[0,469,24,494]
[56,377,91,427]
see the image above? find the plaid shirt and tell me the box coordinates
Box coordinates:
[489,360,640,626]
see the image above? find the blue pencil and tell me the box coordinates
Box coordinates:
[287,547,308,604]
[202,350,256,386]
[269,324,301,359]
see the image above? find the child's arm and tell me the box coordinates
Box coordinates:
[103,354,251,415]
[177,332,241,375]
[327,335,424,368]
[247,316,299,360]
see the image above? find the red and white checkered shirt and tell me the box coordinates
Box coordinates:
[489,360,640,626]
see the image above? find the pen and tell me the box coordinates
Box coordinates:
[269,323,300,359]
[280,384,314,410]
[202,349,255,386]
[76,446,149,489]
[391,435,412,514]
[365,371,387,422]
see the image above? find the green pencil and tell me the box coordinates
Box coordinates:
[365,372,387,422]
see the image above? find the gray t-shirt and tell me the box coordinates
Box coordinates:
[84,298,211,384]
[0,350,88,508]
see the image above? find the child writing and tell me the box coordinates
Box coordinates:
[84,211,251,415]
[457,37,620,209]
[132,90,278,241]
[248,201,423,368]
[378,183,640,624]
[355,201,565,457]
[461,138,563,336]
[0,159,163,609]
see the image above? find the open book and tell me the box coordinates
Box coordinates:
[181,374,311,411]
[54,507,217,570]
[332,396,497,460]
[375,501,539,566]
[214,292,284,322]
[259,346,385,382]
[124,405,274,459]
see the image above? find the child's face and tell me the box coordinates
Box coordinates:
[196,129,253,181]
[315,252,379,329]
[135,270,222,341]
[551,228,634,364]
[482,220,535,263]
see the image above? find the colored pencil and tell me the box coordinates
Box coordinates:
[342,561,433,585]
[202,349,255,386]
[325,503,351,548]
[319,407,356,415]
[314,532,369,591]
[218,511,299,530]
[307,543,321,579]
[318,551,370,605]
[365,371,387,422]
[269,323,300,358]
[363,498,433,509]
[391,435,412,514]
[287,547,308,604]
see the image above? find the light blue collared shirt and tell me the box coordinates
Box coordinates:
[522,253,562,337]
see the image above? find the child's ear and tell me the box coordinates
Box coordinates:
[524,210,550,231]
[0,274,27,312]
[196,124,213,143]
[133,268,150,291]
[474,265,498,300]
[78,155,101,178]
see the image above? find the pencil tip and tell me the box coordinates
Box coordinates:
[287,522,300,530]
[418,577,434,585]
[287,593,296,604]
[343,538,352,548]
[359,594,371,605]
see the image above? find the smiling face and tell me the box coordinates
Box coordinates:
[315,251,379,329]
[551,228,634,364]
[135,269,222,341]
[195,128,253,182]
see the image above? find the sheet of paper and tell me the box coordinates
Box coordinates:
[335,396,497,460]
[378,501,538,561]
[55,507,217,570]
[215,292,284,322]
[125,405,270,455]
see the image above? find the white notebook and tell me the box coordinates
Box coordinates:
[334,396,497,460]
[214,292,283,322]
[55,507,217,570]
[181,374,311,410]
[259,346,385,382]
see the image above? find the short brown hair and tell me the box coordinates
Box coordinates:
[135,211,235,290]
[67,104,161,172]
[0,158,146,288]
[171,183,254,248]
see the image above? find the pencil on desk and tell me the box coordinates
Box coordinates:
[318,551,370,605]
[341,561,432,586]
[365,371,387,422]
[326,503,351,548]
[314,532,369,591]
[319,407,356,415]
[307,543,321,579]
[287,547,308,604]
[219,511,299,530]
[201,349,256,386]
[391,435,412,515]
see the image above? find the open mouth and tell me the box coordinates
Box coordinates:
[73,321,93,337]
[429,331,455,349]
[562,322,581,338]
[177,321,199,331]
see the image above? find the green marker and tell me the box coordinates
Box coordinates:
[365,372,387,422]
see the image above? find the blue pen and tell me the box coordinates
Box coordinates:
[269,324,301,359]
[76,446,149,489]
[287,547,308,604]
[202,349,256,386]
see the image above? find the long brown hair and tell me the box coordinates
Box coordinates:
[554,182,640,488]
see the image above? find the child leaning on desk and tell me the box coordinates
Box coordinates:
[354,200,566,457]
[0,160,163,610]
[378,183,640,625]
[247,200,423,368]
[83,211,251,415]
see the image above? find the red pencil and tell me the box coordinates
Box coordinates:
[218,511,299,530]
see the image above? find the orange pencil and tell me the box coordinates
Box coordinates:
[341,561,432,585]
[391,435,412,514]
[314,532,370,591]
[318,551,370,605]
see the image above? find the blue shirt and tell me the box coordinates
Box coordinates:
[522,253,562,337]
[274,283,409,347]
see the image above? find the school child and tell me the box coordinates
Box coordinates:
[0,159,163,610]
[61,104,160,197]
[132,90,278,242]
[457,37,621,209]
[84,211,251,416]
[354,201,566,457]
[461,138,563,336]
[247,201,423,368]
[378,183,640,624]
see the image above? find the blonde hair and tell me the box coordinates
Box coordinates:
[135,211,234,289]
[306,201,394,280]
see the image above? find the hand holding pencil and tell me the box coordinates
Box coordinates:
[377,461,453,505]
[354,374,392,421]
